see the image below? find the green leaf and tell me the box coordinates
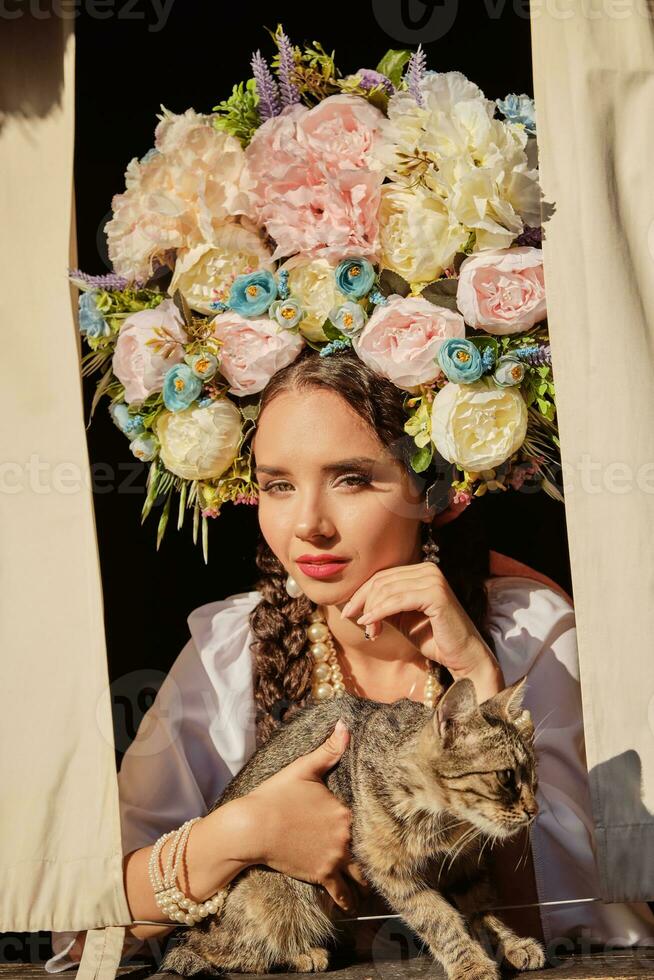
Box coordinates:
[156,490,173,551]
[376,49,412,87]
[415,430,432,449]
[468,335,499,357]
[379,268,411,298]
[536,397,550,415]
[537,366,550,378]
[322,319,345,341]
[411,445,433,473]
[420,278,459,312]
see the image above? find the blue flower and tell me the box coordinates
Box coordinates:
[163,364,203,412]
[185,352,218,381]
[129,433,159,462]
[78,290,110,339]
[493,355,526,388]
[269,298,303,329]
[329,302,368,338]
[228,270,278,318]
[109,402,145,438]
[437,339,484,384]
[335,258,376,299]
[496,94,536,135]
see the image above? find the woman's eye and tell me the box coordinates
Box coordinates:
[496,769,515,789]
[259,473,371,494]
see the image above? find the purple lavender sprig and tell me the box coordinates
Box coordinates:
[405,44,427,107]
[251,50,281,120]
[68,268,143,290]
[277,27,301,107]
[513,343,552,367]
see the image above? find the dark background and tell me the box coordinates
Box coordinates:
[72,0,571,712]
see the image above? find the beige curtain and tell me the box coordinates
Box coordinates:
[0,11,132,966]
[531,0,654,901]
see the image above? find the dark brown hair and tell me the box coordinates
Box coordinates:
[248,347,494,746]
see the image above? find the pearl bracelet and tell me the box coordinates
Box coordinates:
[148,817,228,926]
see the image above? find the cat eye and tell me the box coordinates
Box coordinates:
[496,769,515,789]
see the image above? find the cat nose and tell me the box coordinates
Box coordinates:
[522,801,538,819]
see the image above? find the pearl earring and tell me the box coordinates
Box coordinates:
[285,573,304,598]
[421,524,440,564]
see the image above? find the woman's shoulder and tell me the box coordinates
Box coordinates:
[186,589,262,658]
[485,572,575,638]
[483,574,577,681]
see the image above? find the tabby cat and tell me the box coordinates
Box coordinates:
[161,675,546,980]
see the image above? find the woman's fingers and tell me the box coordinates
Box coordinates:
[342,565,438,619]
[322,872,357,913]
[357,584,435,626]
[345,859,371,893]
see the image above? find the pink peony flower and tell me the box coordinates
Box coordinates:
[112,299,188,404]
[352,294,465,390]
[106,108,255,282]
[295,94,387,173]
[211,311,305,396]
[245,95,387,263]
[456,246,546,335]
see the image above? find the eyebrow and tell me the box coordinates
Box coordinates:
[255,456,379,477]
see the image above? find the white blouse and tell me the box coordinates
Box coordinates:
[46,577,654,971]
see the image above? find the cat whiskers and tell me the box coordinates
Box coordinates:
[437,825,483,883]
[513,819,536,873]
[531,707,557,744]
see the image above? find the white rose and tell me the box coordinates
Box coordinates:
[281,256,348,341]
[154,398,242,480]
[431,377,528,471]
[169,222,274,314]
[379,184,467,284]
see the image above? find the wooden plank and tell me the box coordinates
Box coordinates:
[2,949,654,979]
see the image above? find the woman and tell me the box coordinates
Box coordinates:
[46,349,654,971]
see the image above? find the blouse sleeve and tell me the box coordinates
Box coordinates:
[45,591,259,973]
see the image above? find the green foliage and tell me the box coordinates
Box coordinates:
[212,79,261,146]
[376,49,412,88]
[404,396,433,464]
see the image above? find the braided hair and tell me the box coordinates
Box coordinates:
[248,347,494,746]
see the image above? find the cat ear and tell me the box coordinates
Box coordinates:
[490,675,529,723]
[434,678,479,740]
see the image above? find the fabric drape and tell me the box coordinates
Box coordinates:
[530,0,654,901]
[0,13,132,958]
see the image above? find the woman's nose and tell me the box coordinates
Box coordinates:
[293,496,335,540]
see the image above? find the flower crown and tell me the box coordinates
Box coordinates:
[71,26,559,562]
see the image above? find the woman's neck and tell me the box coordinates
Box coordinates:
[321,602,429,703]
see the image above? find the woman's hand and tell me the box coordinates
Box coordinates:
[340,561,504,698]
[238,720,370,914]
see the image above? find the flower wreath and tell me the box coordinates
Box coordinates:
[71,26,560,562]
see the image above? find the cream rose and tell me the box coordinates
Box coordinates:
[154,398,242,480]
[379,184,467,284]
[431,376,528,470]
[211,311,305,396]
[352,294,465,390]
[456,246,546,334]
[169,222,275,314]
[281,257,348,341]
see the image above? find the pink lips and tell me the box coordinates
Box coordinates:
[296,558,350,579]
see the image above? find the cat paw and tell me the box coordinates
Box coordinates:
[448,951,499,980]
[501,936,546,971]
[288,947,330,973]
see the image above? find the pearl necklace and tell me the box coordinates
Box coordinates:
[307,607,439,710]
